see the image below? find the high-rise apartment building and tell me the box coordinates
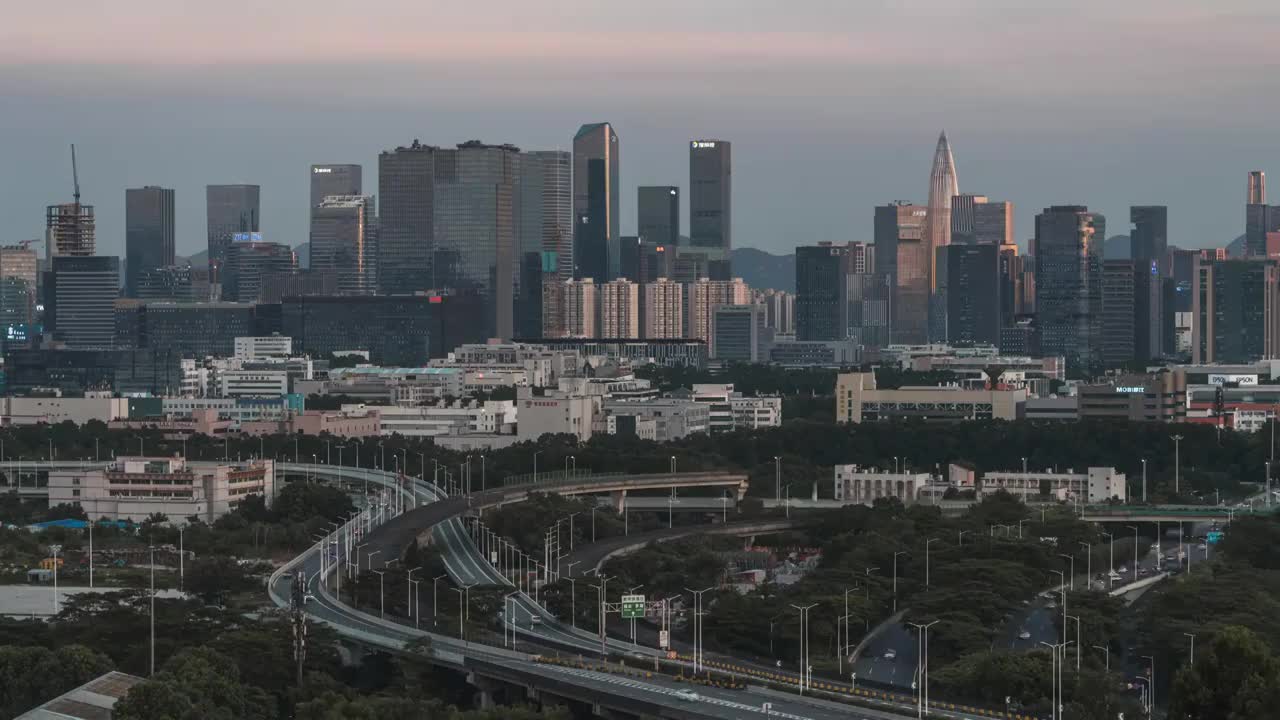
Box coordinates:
[125,186,176,297]
[688,278,750,342]
[563,278,598,338]
[1192,258,1280,363]
[925,132,959,290]
[46,203,95,257]
[941,243,1001,346]
[689,140,732,279]
[573,123,619,280]
[50,256,119,348]
[206,185,260,271]
[310,195,377,295]
[1034,206,1105,367]
[1101,259,1137,367]
[874,202,929,344]
[951,194,1012,246]
[756,289,794,335]
[795,242,852,341]
[644,278,684,339]
[638,186,680,248]
[1130,206,1167,360]
[377,141,436,294]
[310,164,362,209]
[600,279,639,337]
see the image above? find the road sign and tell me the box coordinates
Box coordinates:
[490,551,497,564]
[621,594,646,619]
[659,630,670,649]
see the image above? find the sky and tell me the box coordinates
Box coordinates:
[3,0,1279,259]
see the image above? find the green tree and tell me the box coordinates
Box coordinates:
[185,556,256,605]
[114,647,273,720]
[0,644,113,718]
[1169,625,1280,720]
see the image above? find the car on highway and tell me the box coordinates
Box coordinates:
[674,689,700,702]
[1198,543,1207,550]
[883,649,897,660]
[529,615,542,628]
[1118,566,1128,574]
[1019,631,1032,640]
[304,593,316,604]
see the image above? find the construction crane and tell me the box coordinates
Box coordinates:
[70,143,80,207]
[17,239,39,250]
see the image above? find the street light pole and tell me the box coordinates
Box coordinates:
[1172,434,1183,496]
[908,619,939,719]
[926,537,939,587]
[1092,644,1110,672]
[791,603,818,694]
[1185,632,1196,665]
[893,551,908,612]
[1141,458,1148,502]
[1127,525,1140,583]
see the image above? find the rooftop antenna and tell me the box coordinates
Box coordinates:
[70,144,80,206]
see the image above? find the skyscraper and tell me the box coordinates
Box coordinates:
[520,151,573,339]
[310,164,362,208]
[46,203,95,257]
[125,186,175,297]
[1130,206,1168,360]
[600,279,639,337]
[795,242,851,341]
[50,256,119,348]
[433,141,520,340]
[925,132,959,291]
[689,140,732,279]
[222,240,296,303]
[875,202,929,344]
[1034,205,1105,367]
[951,194,1012,246]
[638,186,680,248]
[206,184,260,271]
[941,243,1001,346]
[377,141,436,294]
[573,123,619,279]
[1192,258,1280,363]
[1101,259,1137,367]
[1249,171,1266,205]
[310,195,378,295]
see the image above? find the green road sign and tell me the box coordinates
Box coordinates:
[621,594,646,619]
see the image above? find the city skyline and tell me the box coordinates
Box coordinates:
[4,1,1278,259]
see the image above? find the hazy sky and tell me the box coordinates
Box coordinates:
[3,0,1279,259]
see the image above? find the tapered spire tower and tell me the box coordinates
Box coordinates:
[925,131,959,292]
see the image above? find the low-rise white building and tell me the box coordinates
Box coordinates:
[353,401,516,438]
[218,369,290,398]
[833,467,933,504]
[234,335,292,361]
[516,388,599,443]
[48,456,275,524]
[982,467,1126,503]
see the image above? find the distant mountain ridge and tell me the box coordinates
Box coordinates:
[730,247,794,293]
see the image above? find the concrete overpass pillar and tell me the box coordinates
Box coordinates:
[611,489,628,512]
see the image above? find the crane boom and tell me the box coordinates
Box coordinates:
[71,143,80,205]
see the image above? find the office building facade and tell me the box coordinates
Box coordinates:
[795,242,851,341]
[875,202,929,344]
[124,186,176,297]
[689,140,732,279]
[310,195,377,295]
[309,164,362,209]
[377,141,436,293]
[206,185,260,271]
[951,194,1012,246]
[638,186,680,248]
[1034,205,1105,367]
[942,243,1001,346]
[1192,258,1280,363]
[712,304,771,362]
[282,293,485,364]
[573,123,619,280]
[925,132,960,292]
[50,256,119,349]
[221,241,295,303]
[1101,259,1136,367]
[1130,206,1167,361]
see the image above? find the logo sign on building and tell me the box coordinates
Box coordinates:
[621,594,646,619]
[232,232,263,243]
[1209,374,1258,386]
[1207,531,1224,544]
[1115,386,1146,394]
[659,630,670,649]
[691,141,717,149]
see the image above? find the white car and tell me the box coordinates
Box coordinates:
[303,593,316,604]
[883,649,897,660]
[1019,631,1032,640]
[1118,566,1128,574]
[675,689,700,702]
